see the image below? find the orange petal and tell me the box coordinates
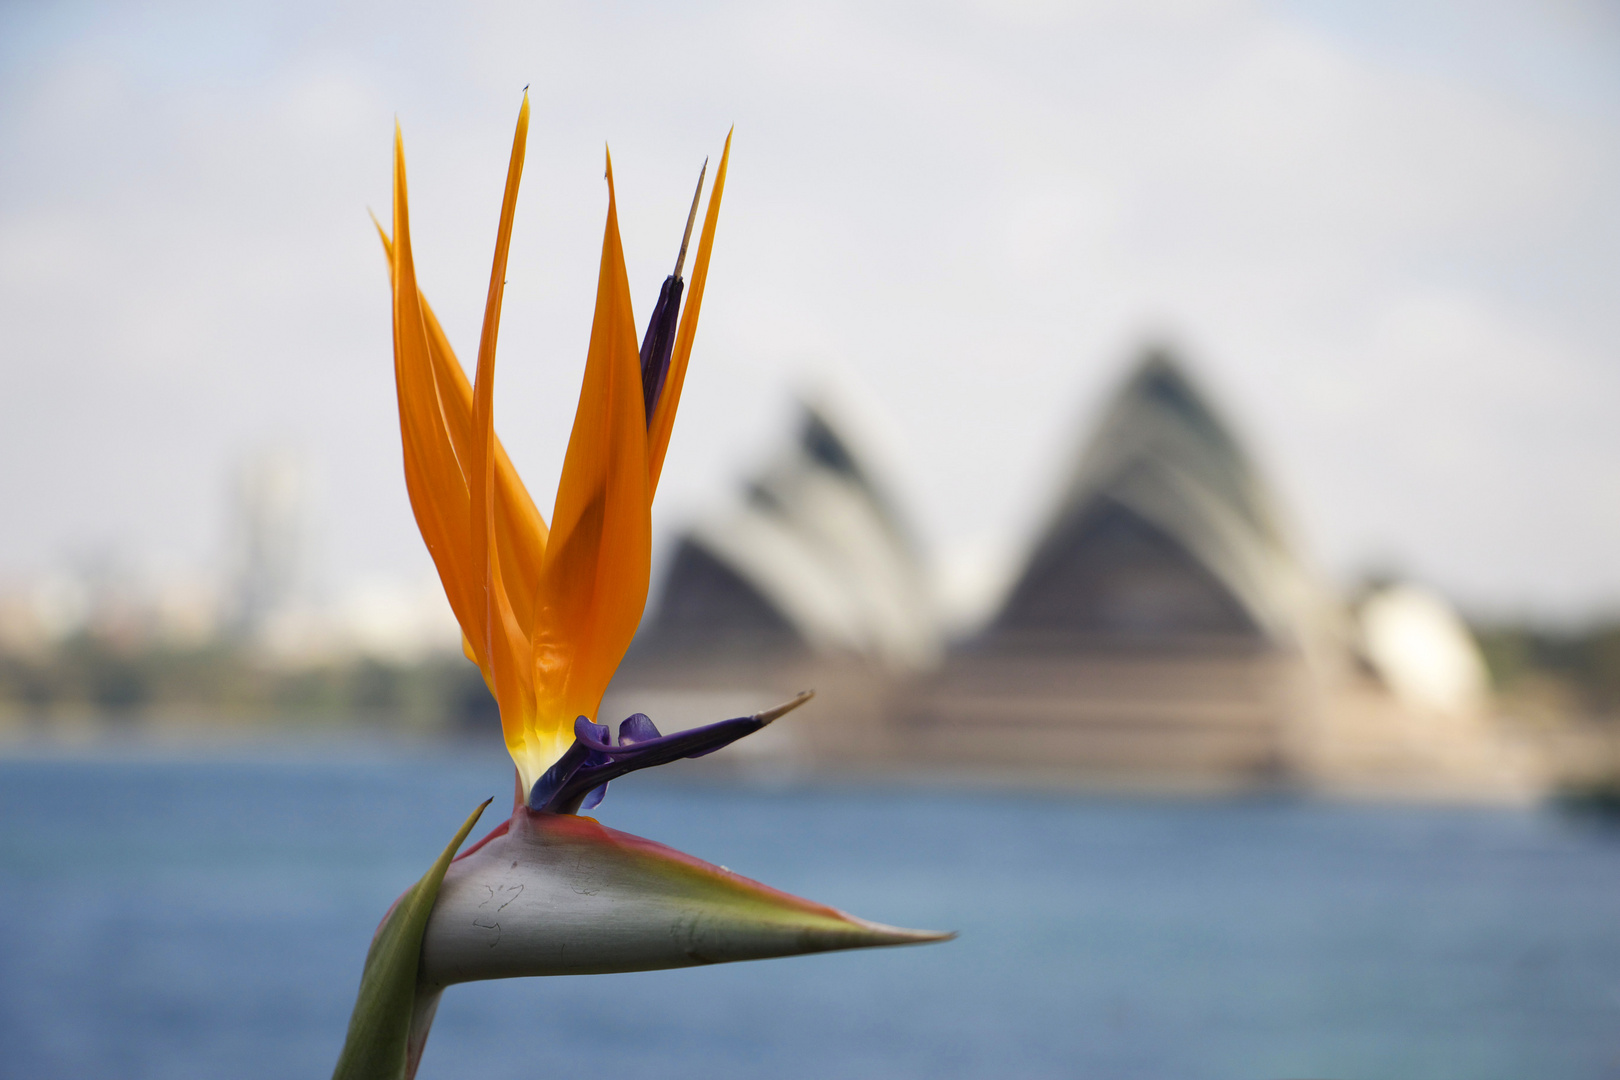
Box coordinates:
[469,95,539,765]
[373,222,548,643]
[390,123,481,648]
[380,134,550,695]
[526,148,651,787]
[647,128,730,496]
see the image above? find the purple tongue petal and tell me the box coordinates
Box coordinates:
[580,783,609,811]
[527,718,613,811]
[638,275,683,423]
[638,163,707,424]
[572,715,614,753]
[532,693,812,815]
[619,713,662,745]
[580,719,611,754]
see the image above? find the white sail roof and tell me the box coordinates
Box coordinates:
[991,349,1335,653]
[648,392,940,670]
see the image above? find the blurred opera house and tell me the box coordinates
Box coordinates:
[614,350,1536,798]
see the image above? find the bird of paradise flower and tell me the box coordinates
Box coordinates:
[332,95,949,1080]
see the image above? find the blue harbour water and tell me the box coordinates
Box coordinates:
[2,741,1619,1079]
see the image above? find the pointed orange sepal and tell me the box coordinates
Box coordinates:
[382,109,547,752]
[522,146,652,789]
[468,93,539,764]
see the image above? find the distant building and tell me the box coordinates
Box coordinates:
[618,350,1538,798]
[616,393,932,758]
[225,450,310,644]
[642,395,938,671]
[900,350,1335,786]
[985,350,1329,652]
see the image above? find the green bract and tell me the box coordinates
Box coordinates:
[331,800,490,1080]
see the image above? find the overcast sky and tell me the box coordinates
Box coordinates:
[1,0,1617,621]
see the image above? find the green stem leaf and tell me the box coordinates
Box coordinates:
[331,799,491,1080]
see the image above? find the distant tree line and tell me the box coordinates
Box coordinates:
[1473,620,1620,720]
[0,631,499,732]
[6,616,1620,730]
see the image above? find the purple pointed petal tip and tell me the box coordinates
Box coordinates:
[530,692,814,815]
